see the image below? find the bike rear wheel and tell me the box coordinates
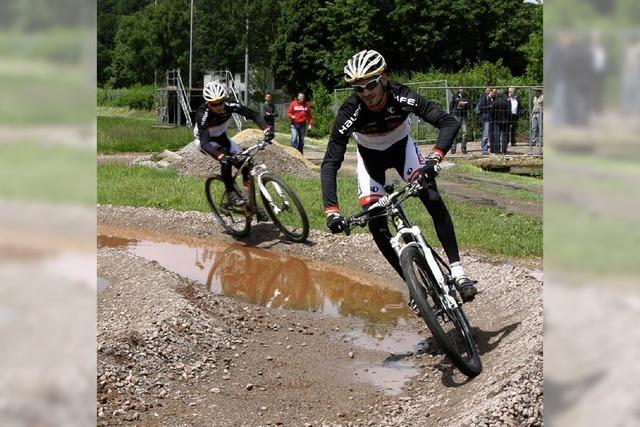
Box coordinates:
[205,175,251,237]
[400,244,482,377]
[258,172,309,242]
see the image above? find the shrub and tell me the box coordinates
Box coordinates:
[97,84,155,110]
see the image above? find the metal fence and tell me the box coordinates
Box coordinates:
[333,84,544,156]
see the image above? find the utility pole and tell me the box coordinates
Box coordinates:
[244,0,249,106]
[189,0,194,90]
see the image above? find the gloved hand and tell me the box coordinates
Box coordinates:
[231,155,246,168]
[219,153,244,168]
[418,153,443,181]
[263,129,275,142]
[326,212,345,234]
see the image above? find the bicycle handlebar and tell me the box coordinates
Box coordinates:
[231,136,274,166]
[341,178,426,235]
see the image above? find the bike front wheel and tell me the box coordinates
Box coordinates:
[400,244,482,377]
[205,175,251,237]
[258,173,309,242]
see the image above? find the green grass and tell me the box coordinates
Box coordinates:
[0,142,95,204]
[98,164,542,257]
[97,116,193,153]
[97,106,157,120]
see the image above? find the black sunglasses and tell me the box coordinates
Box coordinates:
[208,100,224,107]
[352,75,382,93]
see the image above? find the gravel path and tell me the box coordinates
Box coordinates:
[97,204,543,426]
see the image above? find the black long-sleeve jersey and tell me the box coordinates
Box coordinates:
[320,81,459,211]
[195,101,268,145]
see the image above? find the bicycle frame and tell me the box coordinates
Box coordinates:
[347,179,461,310]
[385,204,460,311]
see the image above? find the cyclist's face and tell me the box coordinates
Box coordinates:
[208,100,225,112]
[353,74,386,108]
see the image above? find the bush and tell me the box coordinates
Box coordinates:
[97,84,155,110]
[307,81,335,138]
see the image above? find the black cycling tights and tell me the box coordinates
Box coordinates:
[367,180,460,279]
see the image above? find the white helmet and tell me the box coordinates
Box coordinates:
[203,81,227,102]
[344,49,386,83]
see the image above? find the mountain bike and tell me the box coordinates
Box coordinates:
[341,174,482,377]
[203,137,309,243]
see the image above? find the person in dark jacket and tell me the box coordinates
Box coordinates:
[449,87,470,154]
[477,87,494,154]
[490,89,511,154]
[260,92,278,132]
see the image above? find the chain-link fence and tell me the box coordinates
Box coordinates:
[333,84,544,156]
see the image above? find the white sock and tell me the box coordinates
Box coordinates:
[450,261,465,279]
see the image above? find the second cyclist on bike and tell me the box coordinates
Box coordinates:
[196,81,274,207]
[321,49,478,301]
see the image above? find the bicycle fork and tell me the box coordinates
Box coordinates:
[390,226,460,311]
[251,165,289,215]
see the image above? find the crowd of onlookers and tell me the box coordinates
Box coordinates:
[449,86,543,155]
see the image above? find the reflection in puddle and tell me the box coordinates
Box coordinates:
[355,360,421,396]
[97,226,411,325]
[346,318,428,355]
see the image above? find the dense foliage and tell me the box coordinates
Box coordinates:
[98,0,543,90]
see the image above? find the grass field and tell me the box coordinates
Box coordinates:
[97,116,193,153]
[98,164,542,258]
[97,113,328,153]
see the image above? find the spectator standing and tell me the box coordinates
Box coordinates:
[507,87,522,146]
[449,87,470,154]
[287,92,314,154]
[260,92,278,133]
[490,89,510,154]
[477,87,494,154]
[531,88,544,146]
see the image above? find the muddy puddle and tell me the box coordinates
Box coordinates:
[98,225,411,324]
[98,225,428,395]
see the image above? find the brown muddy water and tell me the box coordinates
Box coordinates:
[98,225,429,394]
[97,225,411,324]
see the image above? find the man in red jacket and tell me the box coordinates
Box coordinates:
[287,92,314,154]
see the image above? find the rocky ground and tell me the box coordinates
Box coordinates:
[97,203,543,426]
[97,128,543,425]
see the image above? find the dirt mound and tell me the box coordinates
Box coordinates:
[174,129,319,179]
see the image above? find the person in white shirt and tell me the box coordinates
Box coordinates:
[507,87,522,146]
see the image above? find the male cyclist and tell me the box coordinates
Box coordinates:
[321,49,477,301]
[195,81,274,206]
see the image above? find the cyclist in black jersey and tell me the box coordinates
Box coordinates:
[321,49,477,302]
[195,81,274,206]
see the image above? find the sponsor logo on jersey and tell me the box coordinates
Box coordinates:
[387,106,395,114]
[393,95,417,106]
[200,110,209,127]
[337,104,362,135]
